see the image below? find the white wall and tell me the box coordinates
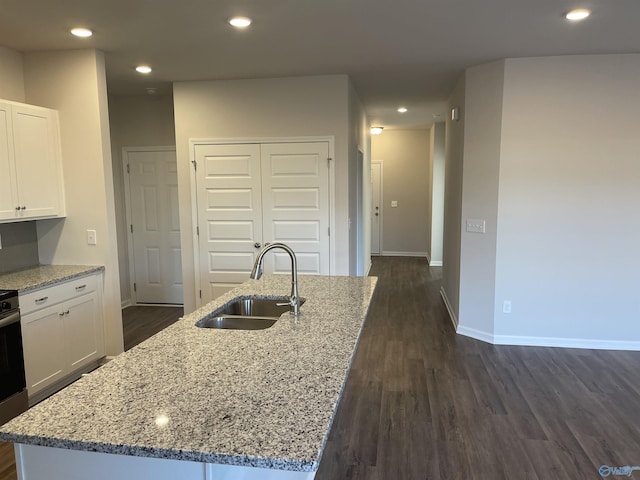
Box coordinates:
[441,76,466,325]
[173,75,351,313]
[371,129,430,256]
[429,122,446,266]
[0,46,25,102]
[24,49,124,356]
[348,82,371,275]
[108,95,176,304]
[493,55,640,347]
[457,60,504,340]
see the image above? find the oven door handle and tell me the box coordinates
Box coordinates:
[0,311,21,329]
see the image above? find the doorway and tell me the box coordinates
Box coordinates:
[123,147,183,305]
[371,161,382,255]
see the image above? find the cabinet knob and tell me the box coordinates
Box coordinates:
[21,206,26,210]
[254,242,261,249]
[15,206,20,211]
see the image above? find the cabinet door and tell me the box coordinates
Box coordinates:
[64,290,105,371]
[21,305,66,396]
[11,104,62,219]
[0,102,19,220]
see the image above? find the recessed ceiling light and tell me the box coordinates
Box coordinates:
[371,126,384,135]
[135,65,152,74]
[565,8,591,21]
[229,16,252,28]
[397,107,408,113]
[70,27,93,38]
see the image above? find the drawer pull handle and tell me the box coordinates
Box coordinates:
[35,296,49,304]
[65,310,70,315]
[59,312,65,317]
[75,285,87,291]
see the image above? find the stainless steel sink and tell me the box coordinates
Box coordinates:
[218,298,292,317]
[196,297,305,330]
[197,316,278,330]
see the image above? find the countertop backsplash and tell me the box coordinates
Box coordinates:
[0,222,39,274]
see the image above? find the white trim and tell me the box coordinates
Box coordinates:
[455,326,640,352]
[429,261,443,267]
[439,287,458,330]
[189,137,336,310]
[365,259,373,276]
[381,251,428,257]
[493,335,640,351]
[122,146,177,306]
[120,298,133,309]
[457,325,494,344]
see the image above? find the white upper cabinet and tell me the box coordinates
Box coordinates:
[0,99,65,222]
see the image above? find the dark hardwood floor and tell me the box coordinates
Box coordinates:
[121,305,184,351]
[3,259,640,479]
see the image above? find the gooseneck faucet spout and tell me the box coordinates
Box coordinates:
[250,243,301,315]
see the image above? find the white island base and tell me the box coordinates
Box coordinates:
[15,444,316,480]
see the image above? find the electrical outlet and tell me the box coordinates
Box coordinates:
[391,200,398,208]
[87,229,97,245]
[503,300,512,314]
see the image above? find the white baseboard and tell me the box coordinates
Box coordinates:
[429,260,443,267]
[457,327,640,352]
[365,259,372,276]
[439,287,458,330]
[121,299,133,309]
[493,335,640,351]
[381,251,428,257]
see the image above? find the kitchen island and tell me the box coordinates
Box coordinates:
[0,274,377,480]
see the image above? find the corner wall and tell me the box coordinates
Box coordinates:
[24,49,124,356]
[441,75,466,326]
[457,60,504,340]
[428,122,446,266]
[173,75,350,314]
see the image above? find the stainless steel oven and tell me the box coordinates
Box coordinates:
[0,289,28,425]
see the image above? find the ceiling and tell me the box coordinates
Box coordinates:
[0,0,638,129]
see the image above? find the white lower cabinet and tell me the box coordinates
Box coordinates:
[20,273,105,400]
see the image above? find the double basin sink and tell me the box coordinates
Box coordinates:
[196,297,305,330]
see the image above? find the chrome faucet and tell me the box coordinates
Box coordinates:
[250,243,301,315]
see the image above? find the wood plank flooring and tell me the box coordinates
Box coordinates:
[3,259,640,479]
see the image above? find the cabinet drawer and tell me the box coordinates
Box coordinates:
[20,274,98,315]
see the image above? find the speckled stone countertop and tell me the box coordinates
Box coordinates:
[0,264,104,293]
[0,274,377,472]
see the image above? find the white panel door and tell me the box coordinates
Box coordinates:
[260,142,330,275]
[127,149,183,304]
[195,144,263,303]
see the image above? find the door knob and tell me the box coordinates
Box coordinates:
[254,242,262,249]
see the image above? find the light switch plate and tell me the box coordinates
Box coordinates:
[87,229,97,245]
[466,219,486,233]
[391,201,398,208]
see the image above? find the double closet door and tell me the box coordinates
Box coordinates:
[194,142,330,303]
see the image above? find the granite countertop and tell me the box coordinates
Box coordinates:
[0,274,377,472]
[0,265,105,293]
